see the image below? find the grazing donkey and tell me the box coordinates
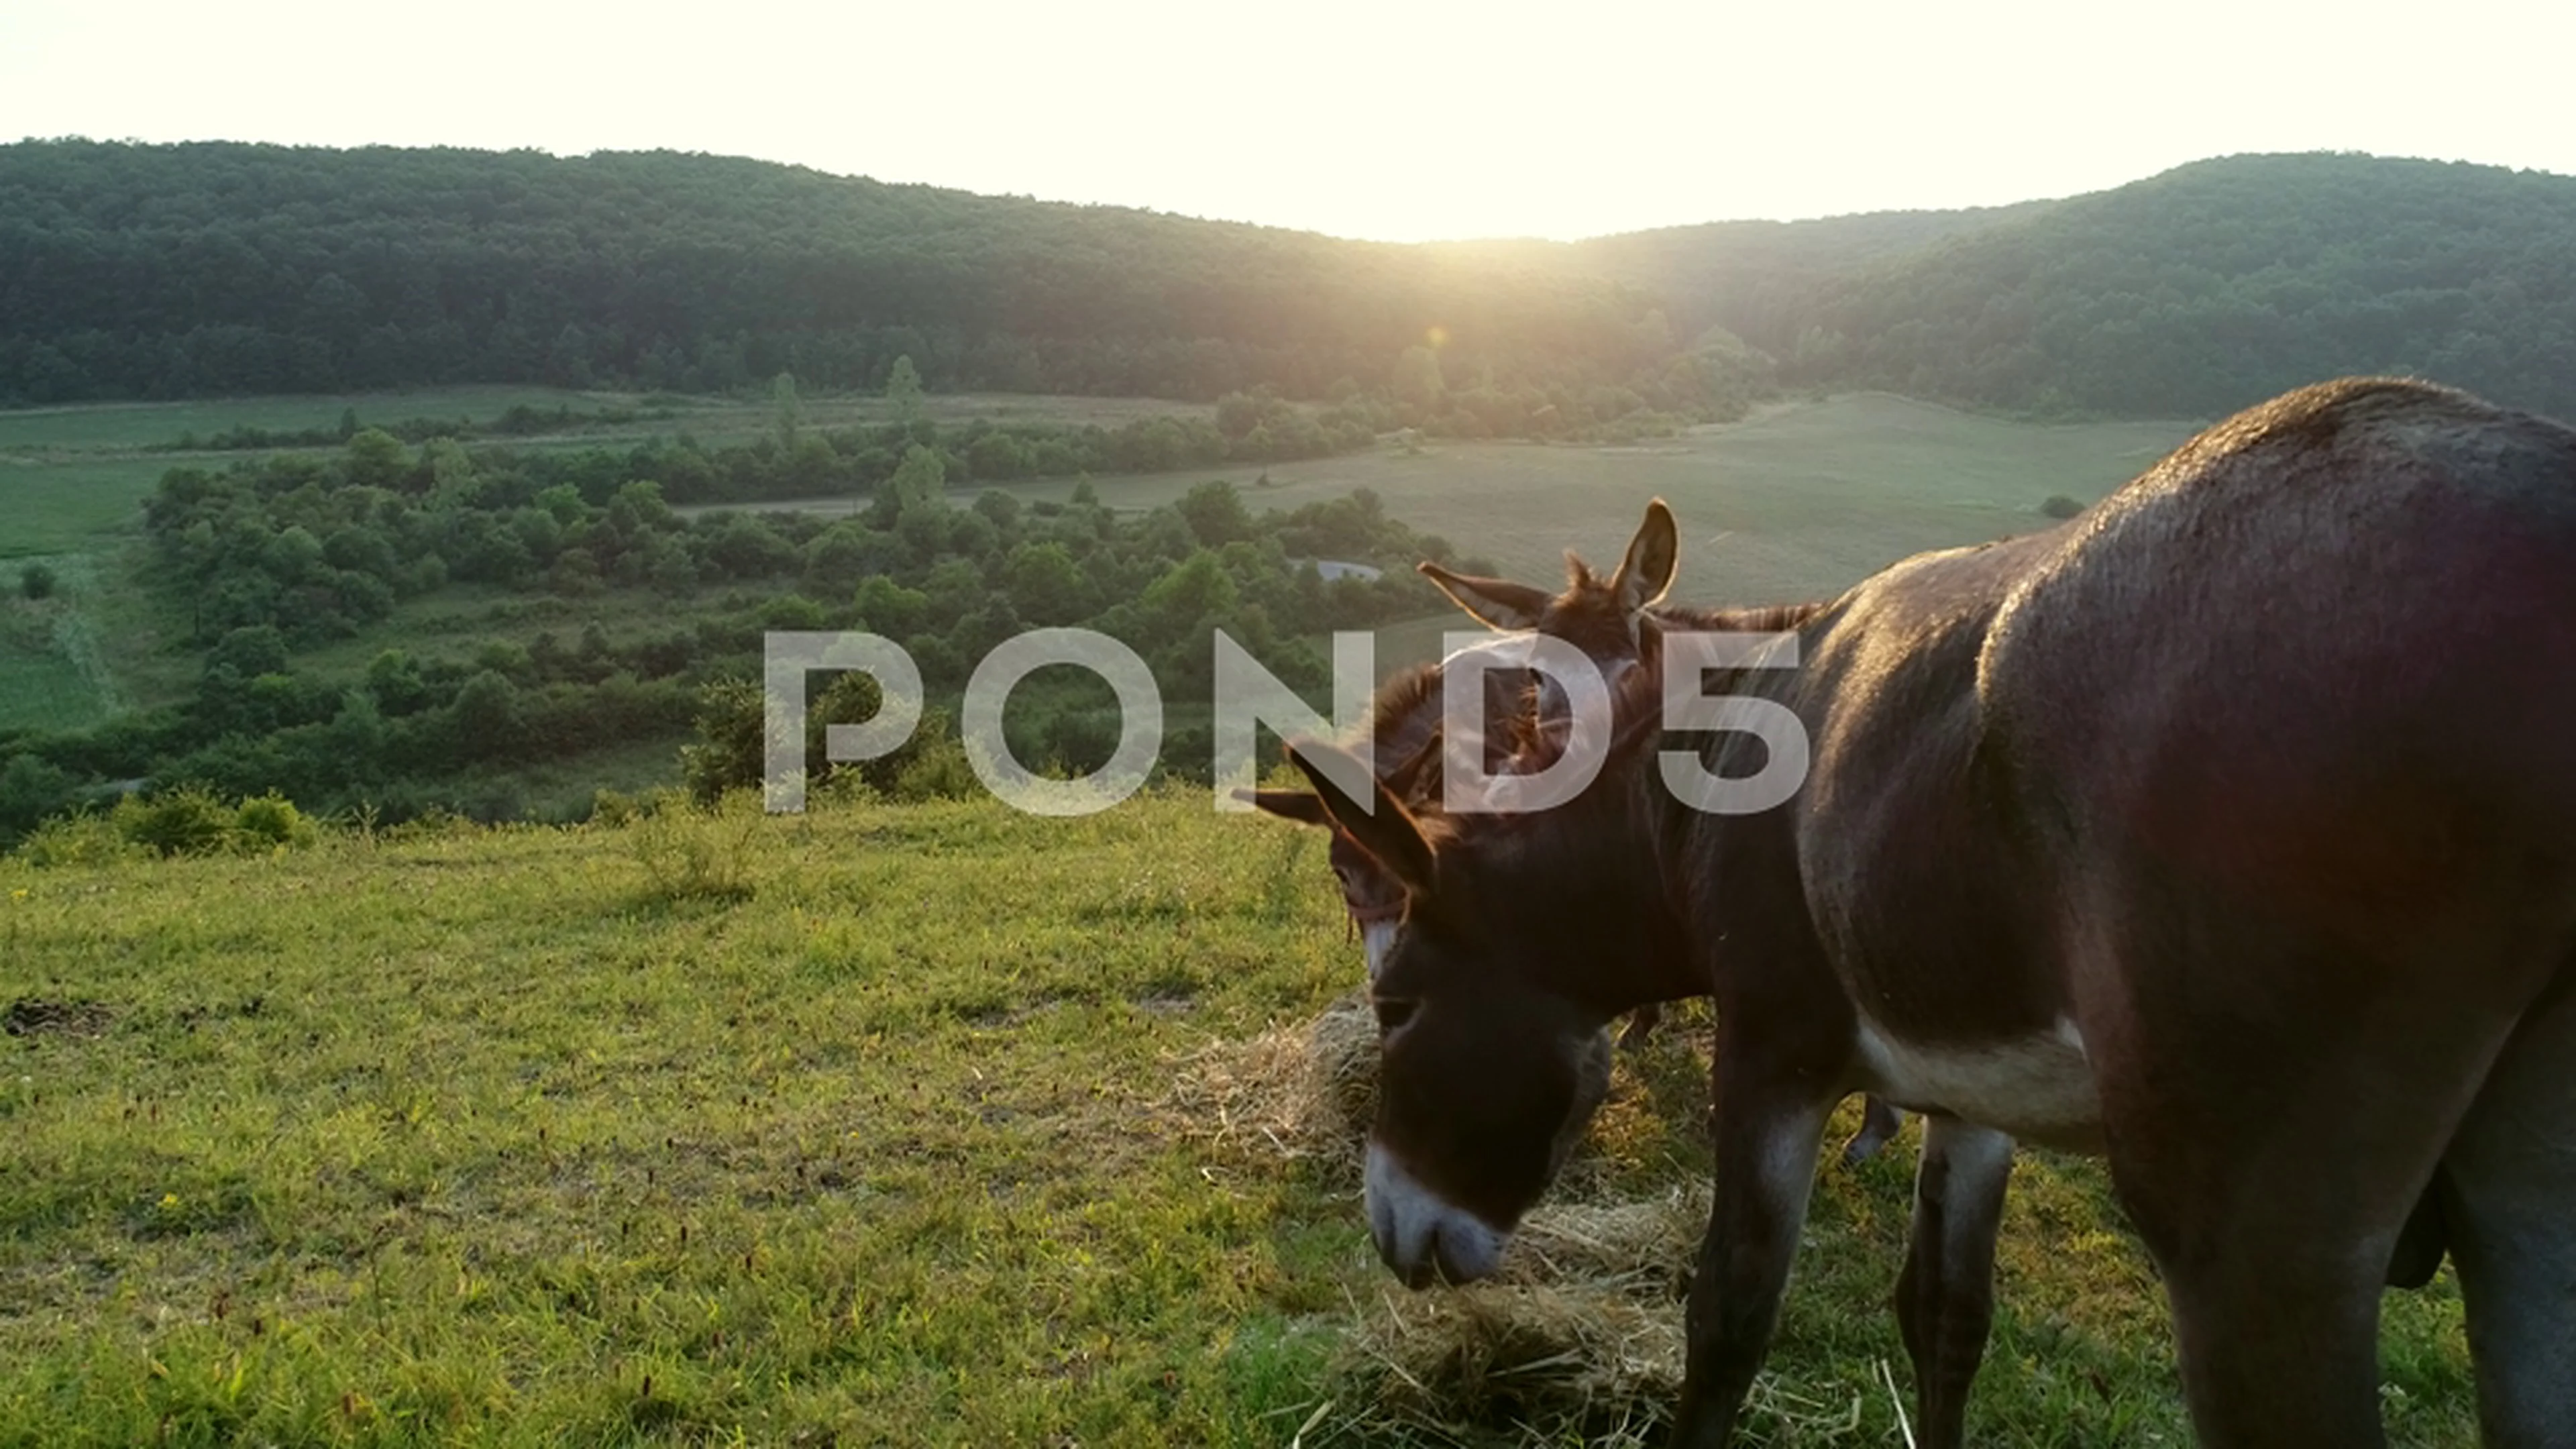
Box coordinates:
[1264,378,2576,1447]
[1411,508,1909,1166]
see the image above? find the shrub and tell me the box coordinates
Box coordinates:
[112,788,238,857]
[2039,494,2086,519]
[233,792,317,850]
[15,812,146,868]
[19,564,58,600]
[890,712,979,803]
[589,787,642,827]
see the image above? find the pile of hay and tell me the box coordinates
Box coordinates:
[1167,993,1379,1181]
[1172,1000,1796,1444]
[1334,1188,1707,1444]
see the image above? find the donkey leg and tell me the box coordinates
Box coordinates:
[2439,976,2576,1448]
[1617,1002,1662,1053]
[1895,1118,2012,1449]
[1841,1094,1904,1165]
[1670,1087,1832,1449]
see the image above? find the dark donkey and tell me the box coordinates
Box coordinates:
[1409,505,1907,1165]
[1267,379,2576,1446]
[1257,505,1987,1442]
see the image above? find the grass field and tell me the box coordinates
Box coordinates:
[803,393,2202,608]
[0,791,2479,1446]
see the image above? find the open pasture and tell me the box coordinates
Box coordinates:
[0,386,1205,515]
[0,792,2479,1446]
[951,394,2197,607]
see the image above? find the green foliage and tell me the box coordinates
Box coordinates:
[17,563,56,600]
[884,354,924,422]
[1175,481,1252,548]
[2041,494,2086,519]
[109,787,239,857]
[230,790,317,849]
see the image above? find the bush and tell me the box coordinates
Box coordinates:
[15,812,146,868]
[112,788,239,857]
[889,712,980,802]
[233,792,317,850]
[2039,494,2086,519]
[19,564,58,600]
[589,787,643,827]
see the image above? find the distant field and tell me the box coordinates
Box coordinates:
[0,385,1209,555]
[0,555,127,733]
[759,394,2207,608]
[0,457,175,558]
[0,386,2207,733]
[0,385,1201,463]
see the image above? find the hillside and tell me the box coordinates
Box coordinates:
[0,790,2484,1445]
[0,141,1709,422]
[13,143,2576,431]
[1768,153,2576,419]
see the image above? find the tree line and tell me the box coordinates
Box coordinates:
[14,144,2573,427]
[0,140,1768,435]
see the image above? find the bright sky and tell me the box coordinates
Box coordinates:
[5,0,2571,243]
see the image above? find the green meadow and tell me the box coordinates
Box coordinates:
[936,393,2191,615]
[0,791,2479,1446]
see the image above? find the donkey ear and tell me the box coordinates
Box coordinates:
[1285,739,1437,894]
[1607,498,1678,616]
[1240,788,1330,826]
[1417,560,1550,631]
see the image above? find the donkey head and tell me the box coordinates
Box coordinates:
[1276,739,1619,1287]
[1418,496,1677,660]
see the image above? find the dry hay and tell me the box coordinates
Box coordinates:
[1170,1000,1872,1444]
[1165,992,1379,1181]
[1324,1187,1704,1444]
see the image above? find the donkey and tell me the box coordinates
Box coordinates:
[1411,508,1908,1165]
[1256,506,1987,1444]
[1267,378,2576,1447]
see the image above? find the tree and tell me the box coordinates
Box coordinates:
[1002,541,1089,625]
[1176,480,1252,547]
[1393,344,1445,420]
[771,371,802,450]
[885,354,924,425]
[343,427,409,490]
[451,670,527,761]
[870,443,949,531]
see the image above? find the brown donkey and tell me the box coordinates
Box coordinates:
[1267,379,2576,1447]
[1256,504,1978,1442]
[1411,505,1909,1165]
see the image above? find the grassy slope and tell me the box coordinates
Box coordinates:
[0,792,2478,1446]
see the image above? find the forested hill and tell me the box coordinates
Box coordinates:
[5,142,2576,424]
[1737,154,2576,420]
[0,140,1708,416]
